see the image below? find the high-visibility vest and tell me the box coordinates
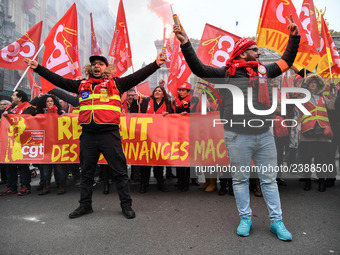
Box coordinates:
[78,79,121,125]
[301,95,330,134]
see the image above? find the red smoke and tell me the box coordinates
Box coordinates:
[148,0,173,26]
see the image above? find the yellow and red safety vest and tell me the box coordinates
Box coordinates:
[78,79,121,125]
[301,95,331,134]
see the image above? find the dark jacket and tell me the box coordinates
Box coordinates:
[34,61,160,133]
[180,35,300,134]
[130,97,172,114]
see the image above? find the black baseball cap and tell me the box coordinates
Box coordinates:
[89,55,109,66]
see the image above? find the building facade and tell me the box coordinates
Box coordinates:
[0,0,115,101]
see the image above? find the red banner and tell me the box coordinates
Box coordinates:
[299,0,320,48]
[90,12,103,56]
[0,21,42,70]
[196,23,241,67]
[256,0,320,71]
[167,37,192,97]
[28,72,41,99]
[41,3,82,93]
[0,112,229,167]
[136,81,152,97]
[317,15,340,79]
[108,0,132,77]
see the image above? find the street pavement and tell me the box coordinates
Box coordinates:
[0,176,339,255]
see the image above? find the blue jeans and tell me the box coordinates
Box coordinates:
[224,129,282,221]
[6,164,31,191]
[41,164,67,183]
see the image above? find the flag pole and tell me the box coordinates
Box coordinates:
[13,43,45,91]
[328,60,334,84]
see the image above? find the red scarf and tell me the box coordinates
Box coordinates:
[121,101,129,114]
[146,98,167,114]
[80,77,117,96]
[45,105,58,114]
[174,95,190,112]
[7,102,32,114]
[226,59,270,107]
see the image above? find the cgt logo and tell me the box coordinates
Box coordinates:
[21,144,44,158]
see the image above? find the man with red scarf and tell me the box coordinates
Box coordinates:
[174,17,299,241]
[25,54,165,219]
[0,90,35,196]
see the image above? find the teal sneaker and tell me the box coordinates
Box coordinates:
[237,216,252,237]
[270,219,293,241]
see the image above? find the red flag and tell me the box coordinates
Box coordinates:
[167,37,192,97]
[317,15,340,79]
[23,0,34,11]
[41,3,81,93]
[28,72,41,99]
[108,0,132,77]
[196,23,241,67]
[281,75,289,88]
[299,0,320,48]
[0,21,42,70]
[256,0,320,71]
[136,81,152,97]
[90,13,103,56]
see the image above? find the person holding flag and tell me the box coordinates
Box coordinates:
[24,53,165,219]
[173,15,300,241]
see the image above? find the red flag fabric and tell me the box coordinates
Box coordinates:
[281,75,289,88]
[136,81,152,97]
[0,21,42,70]
[256,0,320,71]
[28,72,41,99]
[90,13,103,56]
[317,15,340,79]
[164,37,173,68]
[23,0,34,11]
[299,0,320,48]
[167,37,192,97]
[41,3,82,93]
[108,0,132,77]
[196,23,241,67]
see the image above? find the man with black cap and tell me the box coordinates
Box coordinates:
[174,16,299,241]
[24,54,165,219]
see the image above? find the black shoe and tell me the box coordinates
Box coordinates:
[103,183,110,195]
[69,206,93,219]
[166,173,176,179]
[180,186,189,192]
[325,178,336,188]
[190,179,200,186]
[318,179,326,192]
[122,206,136,219]
[218,185,227,196]
[158,183,169,192]
[139,183,148,194]
[303,179,311,191]
[276,178,287,186]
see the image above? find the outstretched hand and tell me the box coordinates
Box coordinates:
[156,52,165,67]
[173,24,188,45]
[24,58,38,70]
[287,15,299,36]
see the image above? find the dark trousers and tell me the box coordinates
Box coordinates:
[79,130,132,209]
[40,164,67,184]
[0,164,7,182]
[176,167,190,188]
[299,141,333,179]
[140,166,164,184]
[6,164,31,191]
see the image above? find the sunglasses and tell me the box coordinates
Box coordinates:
[246,48,260,52]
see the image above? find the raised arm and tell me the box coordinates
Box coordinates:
[173,25,226,81]
[24,58,80,93]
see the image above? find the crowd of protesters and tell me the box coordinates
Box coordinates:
[0,20,339,240]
